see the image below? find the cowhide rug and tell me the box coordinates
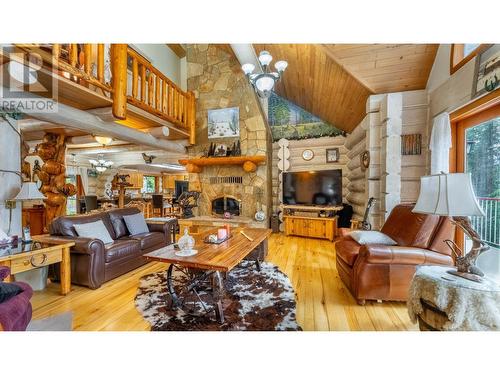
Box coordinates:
[134,261,301,331]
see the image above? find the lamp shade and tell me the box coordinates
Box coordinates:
[14,182,46,200]
[413,173,485,217]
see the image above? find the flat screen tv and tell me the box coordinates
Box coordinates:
[282,169,342,206]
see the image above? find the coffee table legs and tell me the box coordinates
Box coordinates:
[211,271,224,323]
[166,264,225,324]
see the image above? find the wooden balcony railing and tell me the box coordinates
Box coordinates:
[124,46,195,137]
[19,43,196,144]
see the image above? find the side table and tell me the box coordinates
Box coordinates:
[0,237,74,295]
[408,265,500,331]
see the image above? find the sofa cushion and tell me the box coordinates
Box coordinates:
[128,232,164,250]
[50,212,116,239]
[336,238,361,266]
[107,207,141,238]
[104,239,141,262]
[381,204,440,248]
[74,220,114,245]
[0,282,23,303]
[349,230,397,245]
[123,212,149,235]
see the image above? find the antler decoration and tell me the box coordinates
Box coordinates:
[448,216,490,277]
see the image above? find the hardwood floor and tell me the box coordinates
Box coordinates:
[31,234,417,331]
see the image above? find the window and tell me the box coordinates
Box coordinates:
[450,44,486,74]
[66,175,77,215]
[142,176,156,193]
[451,102,500,280]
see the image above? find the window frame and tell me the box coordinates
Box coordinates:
[449,44,488,75]
[449,91,500,250]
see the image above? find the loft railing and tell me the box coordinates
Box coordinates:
[124,46,195,139]
[471,197,500,249]
[16,44,196,144]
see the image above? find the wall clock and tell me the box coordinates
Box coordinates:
[360,150,370,170]
[302,149,314,161]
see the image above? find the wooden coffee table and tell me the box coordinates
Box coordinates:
[144,227,271,323]
[0,237,74,295]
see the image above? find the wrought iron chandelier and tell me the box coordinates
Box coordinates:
[89,154,114,172]
[241,51,288,98]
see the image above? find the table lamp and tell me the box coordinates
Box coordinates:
[413,172,489,283]
[10,182,46,243]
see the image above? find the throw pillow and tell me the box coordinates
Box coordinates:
[0,282,23,303]
[73,220,114,244]
[123,213,150,235]
[349,230,397,246]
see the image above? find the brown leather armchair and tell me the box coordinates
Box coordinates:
[335,204,456,304]
[49,207,176,289]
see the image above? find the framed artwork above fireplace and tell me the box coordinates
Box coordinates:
[208,107,240,139]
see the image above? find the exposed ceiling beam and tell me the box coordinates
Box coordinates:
[167,44,186,58]
[2,88,187,154]
[67,142,188,155]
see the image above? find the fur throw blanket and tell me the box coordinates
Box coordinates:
[408,266,500,331]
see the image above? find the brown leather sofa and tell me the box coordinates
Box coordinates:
[335,204,456,304]
[49,207,176,289]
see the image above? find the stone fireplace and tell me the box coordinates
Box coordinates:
[186,44,272,225]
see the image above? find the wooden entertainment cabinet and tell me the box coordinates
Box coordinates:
[282,205,342,242]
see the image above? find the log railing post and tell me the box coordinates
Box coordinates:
[132,57,138,98]
[97,44,105,83]
[83,44,91,74]
[187,91,196,145]
[111,44,128,120]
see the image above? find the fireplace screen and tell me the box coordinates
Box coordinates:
[211,196,241,216]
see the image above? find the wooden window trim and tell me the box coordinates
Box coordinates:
[449,96,500,250]
[450,44,489,75]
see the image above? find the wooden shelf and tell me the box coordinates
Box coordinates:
[281,204,343,212]
[179,156,266,173]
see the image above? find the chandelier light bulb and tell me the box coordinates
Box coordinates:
[275,60,288,73]
[258,51,273,66]
[255,76,275,95]
[242,63,255,75]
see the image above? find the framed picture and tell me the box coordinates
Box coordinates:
[472,44,500,99]
[326,148,339,163]
[401,134,422,155]
[213,144,227,157]
[208,107,240,139]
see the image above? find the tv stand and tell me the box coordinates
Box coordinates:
[281,205,342,242]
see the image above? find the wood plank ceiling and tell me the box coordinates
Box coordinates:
[253,44,438,133]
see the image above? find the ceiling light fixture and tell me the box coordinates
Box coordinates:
[89,153,114,172]
[242,50,287,98]
[94,135,113,146]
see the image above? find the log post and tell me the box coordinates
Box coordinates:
[111,44,128,120]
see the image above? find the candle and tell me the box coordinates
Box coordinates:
[217,228,227,240]
[224,224,231,237]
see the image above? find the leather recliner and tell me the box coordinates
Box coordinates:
[335,204,456,304]
[49,207,176,289]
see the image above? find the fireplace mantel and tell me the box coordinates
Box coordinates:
[178,155,266,173]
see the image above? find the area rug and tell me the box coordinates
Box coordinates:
[134,261,301,331]
[27,312,73,331]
